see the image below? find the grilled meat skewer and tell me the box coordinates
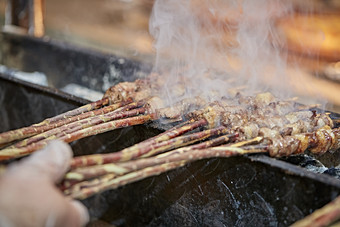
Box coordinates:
[267,126,340,157]
[63,122,338,197]
[0,80,334,164]
[65,124,339,189]
[67,95,334,169]
[64,125,340,199]
[0,73,165,146]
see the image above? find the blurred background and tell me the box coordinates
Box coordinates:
[0,0,340,111]
[43,0,154,61]
[0,0,154,61]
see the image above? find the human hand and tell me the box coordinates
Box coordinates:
[0,141,89,227]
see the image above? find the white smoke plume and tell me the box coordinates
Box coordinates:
[148,0,306,105]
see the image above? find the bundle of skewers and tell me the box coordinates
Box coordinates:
[0,74,339,204]
[60,93,340,200]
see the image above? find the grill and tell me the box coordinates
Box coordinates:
[1,32,340,226]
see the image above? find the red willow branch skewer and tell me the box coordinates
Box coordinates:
[70,118,209,169]
[65,161,187,200]
[0,106,147,153]
[61,139,260,192]
[0,97,110,145]
[0,113,158,161]
[68,103,335,170]
[139,126,229,158]
[0,90,330,156]
[0,96,169,160]
[8,99,140,149]
[0,94,207,160]
[65,145,266,200]
[63,125,340,199]
[144,118,208,144]
[64,131,239,183]
[43,97,110,123]
[291,195,340,227]
[10,104,145,150]
[61,119,219,189]
[61,136,251,190]
[0,73,156,147]
[62,172,119,194]
[57,92,340,198]
[0,97,137,148]
[142,118,198,143]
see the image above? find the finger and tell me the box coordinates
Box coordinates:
[7,140,73,182]
[64,200,90,227]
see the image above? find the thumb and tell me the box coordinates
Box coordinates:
[7,140,73,182]
[60,200,89,227]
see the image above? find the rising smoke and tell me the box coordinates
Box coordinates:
[148,0,309,106]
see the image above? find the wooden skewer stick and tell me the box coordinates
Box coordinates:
[65,161,187,199]
[64,126,340,198]
[61,172,119,194]
[0,97,111,145]
[8,100,139,149]
[0,114,157,161]
[139,126,229,158]
[65,146,266,200]
[1,107,146,152]
[291,195,340,227]
[64,132,239,182]
[37,107,145,145]
[228,137,264,147]
[70,118,208,169]
[142,119,198,143]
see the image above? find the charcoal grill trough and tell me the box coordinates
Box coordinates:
[1,31,340,226]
